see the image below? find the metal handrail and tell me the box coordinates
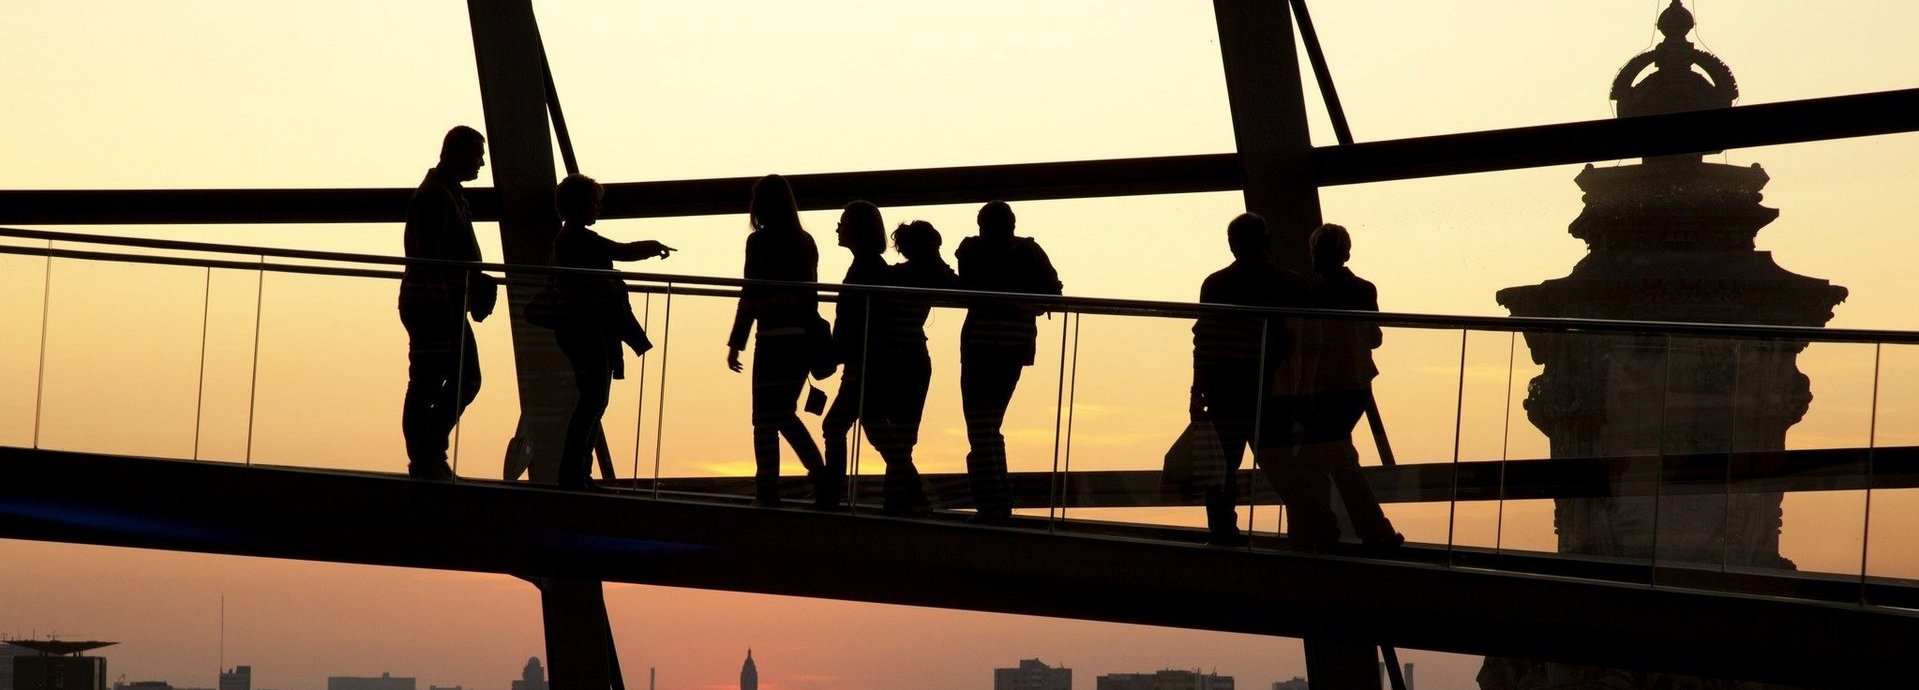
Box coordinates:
[1,225,1905,344]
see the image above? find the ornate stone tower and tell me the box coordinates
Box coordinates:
[1495,0,1847,569]
[1483,3,1847,689]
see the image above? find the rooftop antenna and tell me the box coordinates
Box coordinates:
[219,595,226,679]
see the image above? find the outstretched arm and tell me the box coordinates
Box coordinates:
[608,240,675,262]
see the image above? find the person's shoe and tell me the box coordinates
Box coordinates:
[559,477,606,493]
[967,508,1012,525]
[408,462,455,482]
[1206,532,1250,548]
[1361,532,1406,549]
[751,497,785,508]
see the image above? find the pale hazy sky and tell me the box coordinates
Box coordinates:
[4,3,1919,690]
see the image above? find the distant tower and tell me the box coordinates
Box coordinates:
[511,658,546,690]
[1488,2,1846,689]
[219,666,251,690]
[740,650,757,690]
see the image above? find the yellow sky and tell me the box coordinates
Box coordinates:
[5,2,1919,690]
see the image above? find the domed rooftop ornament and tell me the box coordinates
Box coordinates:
[1611,0,1738,121]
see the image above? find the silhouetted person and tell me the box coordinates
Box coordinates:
[866,220,959,515]
[399,125,498,481]
[1191,213,1308,545]
[819,201,890,510]
[548,174,674,491]
[1280,224,1402,549]
[956,201,1061,523]
[727,174,829,507]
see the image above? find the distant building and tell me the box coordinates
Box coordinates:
[6,640,115,690]
[327,673,414,690]
[220,666,250,690]
[1096,669,1232,690]
[994,659,1070,690]
[0,643,37,690]
[428,685,463,690]
[739,650,756,690]
[1270,678,1307,690]
[510,658,545,690]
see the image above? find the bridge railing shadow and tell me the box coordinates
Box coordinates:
[4,226,1919,610]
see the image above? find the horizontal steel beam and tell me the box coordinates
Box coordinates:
[3,88,1915,225]
[1,447,1913,688]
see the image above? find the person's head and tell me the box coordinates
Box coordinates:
[1310,223,1353,269]
[977,201,1015,238]
[893,220,943,262]
[836,200,886,254]
[748,174,802,234]
[1226,213,1269,259]
[555,173,604,225]
[438,126,486,182]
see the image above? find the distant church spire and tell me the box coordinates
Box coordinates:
[740,649,758,690]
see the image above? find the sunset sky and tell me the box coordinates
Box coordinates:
[5,2,1919,690]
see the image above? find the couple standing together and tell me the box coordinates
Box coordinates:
[727,175,1060,520]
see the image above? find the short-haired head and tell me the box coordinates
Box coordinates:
[1226,213,1269,258]
[438,126,486,181]
[977,201,1015,238]
[1310,223,1352,268]
[749,174,802,234]
[555,173,604,224]
[837,200,886,254]
[893,220,943,261]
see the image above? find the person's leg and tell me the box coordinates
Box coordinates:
[1262,395,1337,549]
[400,305,462,479]
[1198,367,1257,543]
[1312,390,1399,544]
[961,349,1022,519]
[751,336,822,504]
[876,353,932,514]
[817,364,861,507]
[556,330,612,490]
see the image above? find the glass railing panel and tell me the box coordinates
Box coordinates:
[1056,309,1215,537]
[1447,328,1526,555]
[0,244,50,448]
[191,266,270,463]
[1865,343,1919,604]
[34,248,216,459]
[1362,324,1473,549]
[1489,331,1556,559]
[247,265,417,473]
[1647,336,1871,601]
[649,291,759,494]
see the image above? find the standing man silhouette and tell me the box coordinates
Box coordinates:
[1191,213,1308,545]
[399,125,498,480]
[956,201,1061,523]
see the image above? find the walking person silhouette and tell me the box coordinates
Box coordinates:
[1191,213,1309,545]
[546,174,674,491]
[819,201,890,510]
[399,125,498,481]
[956,201,1061,523]
[726,175,830,507]
[1276,223,1402,550]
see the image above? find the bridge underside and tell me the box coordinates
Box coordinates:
[1,447,1912,687]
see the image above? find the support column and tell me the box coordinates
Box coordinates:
[466,0,573,483]
[1214,3,1375,686]
[537,578,616,690]
[1211,0,1323,272]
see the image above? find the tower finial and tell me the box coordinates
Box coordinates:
[1657,0,1696,41]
